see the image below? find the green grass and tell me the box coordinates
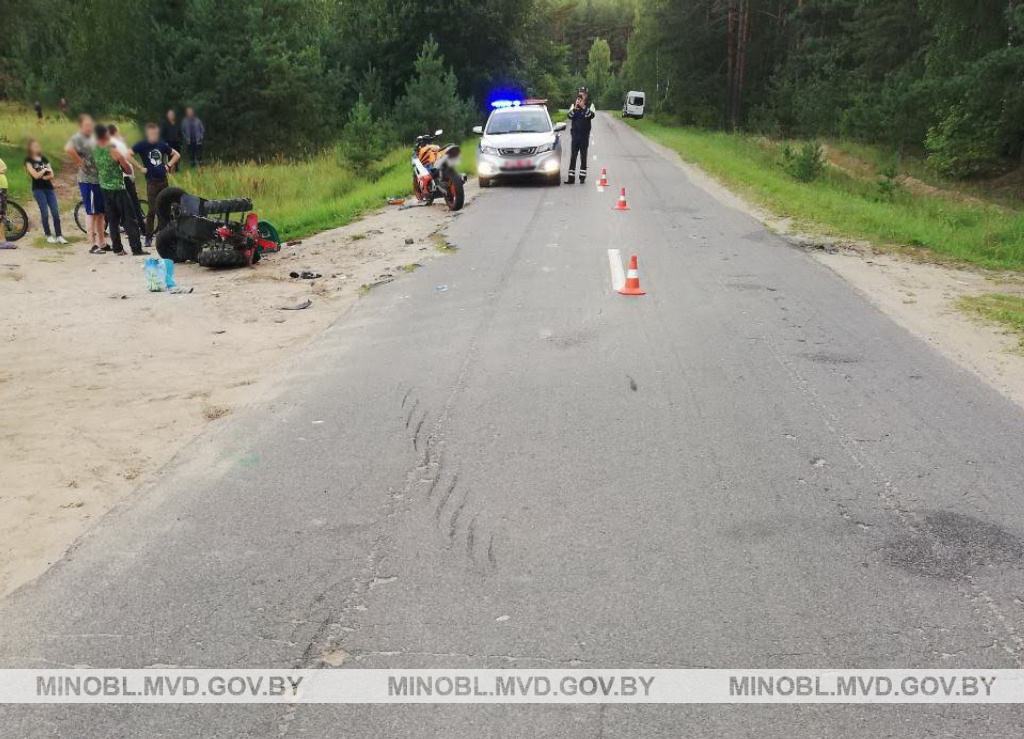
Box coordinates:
[958,294,1024,351]
[171,149,412,240]
[627,118,1024,271]
[172,146,475,241]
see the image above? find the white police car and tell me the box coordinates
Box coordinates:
[472,100,566,187]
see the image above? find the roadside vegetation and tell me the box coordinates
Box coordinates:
[628,118,1024,271]
[958,294,1024,352]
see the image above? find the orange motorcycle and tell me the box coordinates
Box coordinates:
[412,129,465,211]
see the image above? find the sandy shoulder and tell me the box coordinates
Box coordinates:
[0,186,477,596]
[811,251,1024,408]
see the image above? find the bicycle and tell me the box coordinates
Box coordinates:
[2,198,29,242]
[75,198,148,234]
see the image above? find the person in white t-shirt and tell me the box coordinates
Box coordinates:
[108,125,147,234]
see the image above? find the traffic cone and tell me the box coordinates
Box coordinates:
[618,255,646,296]
[613,187,629,211]
[597,168,609,189]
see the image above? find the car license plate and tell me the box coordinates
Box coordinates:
[502,158,533,170]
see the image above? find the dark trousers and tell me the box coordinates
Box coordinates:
[124,177,145,232]
[102,188,143,253]
[568,137,589,178]
[32,189,62,237]
[145,178,169,238]
[187,141,203,167]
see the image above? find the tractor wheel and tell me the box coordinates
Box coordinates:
[154,225,179,260]
[256,220,281,251]
[155,187,187,223]
[197,243,249,269]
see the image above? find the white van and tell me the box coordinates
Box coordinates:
[622,91,645,119]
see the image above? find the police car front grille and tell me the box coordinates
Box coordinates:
[499,147,536,156]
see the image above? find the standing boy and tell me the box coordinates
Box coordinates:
[93,124,147,256]
[65,115,107,253]
[133,123,179,243]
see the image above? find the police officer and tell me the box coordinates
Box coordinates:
[565,86,595,184]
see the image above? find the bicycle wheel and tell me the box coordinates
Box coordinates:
[74,201,88,233]
[4,200,29,241]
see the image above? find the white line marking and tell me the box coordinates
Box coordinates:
[607,249,625,291]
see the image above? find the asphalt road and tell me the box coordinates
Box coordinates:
[3,114,1024,736]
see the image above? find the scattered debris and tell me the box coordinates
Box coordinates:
[202,404,230,421]
[387,197,407,206]
[286,239,302,247]
[289,271,322,280]
[169,287,193,295]
[435,284,448,292]
[404,237,414,244]
[279,298,313,311]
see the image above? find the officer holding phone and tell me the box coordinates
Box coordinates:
[565,86,595,184]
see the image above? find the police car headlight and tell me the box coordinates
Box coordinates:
[535,142,555,153]
[480,145,499,156]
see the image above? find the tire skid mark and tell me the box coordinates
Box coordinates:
[412,412,427,451]
[448,488,470,541]
[487,534,497,568]
[296,191,543,677]
[466,516,478,561]
[436,474,459,519]
[404,398,419,428]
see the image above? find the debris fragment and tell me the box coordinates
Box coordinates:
[279,298,313,311]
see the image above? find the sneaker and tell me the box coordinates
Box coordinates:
[89,244,103,254]
[56,236,68,244]
[113,249,127,256]
[144,237,153,248]
[46,236,58,244]
[579,174,587,184]
[565,176,576,185]
[132,249,151,256]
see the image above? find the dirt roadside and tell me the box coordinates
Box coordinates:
[621,119,1024,410]
[0,186,477,597]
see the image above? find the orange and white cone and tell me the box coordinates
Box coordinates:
[618,255,646,295]
[597,168,608,189]
[613,187,629,211]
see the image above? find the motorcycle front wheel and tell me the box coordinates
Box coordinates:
[442,174,464,211]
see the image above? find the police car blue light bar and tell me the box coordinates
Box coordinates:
[490,99,549,109]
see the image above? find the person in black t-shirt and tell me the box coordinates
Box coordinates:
[133,123,180,242]
[24,138,65,243]
[159,109,182,171]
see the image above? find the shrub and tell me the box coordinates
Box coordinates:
[875,161,901,201]
[781,141,825,182]
[340,96,390,176]
[925,107,1002,179]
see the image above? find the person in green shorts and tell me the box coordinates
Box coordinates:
[93,124,148,256]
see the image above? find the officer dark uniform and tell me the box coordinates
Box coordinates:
[566,88,595,184]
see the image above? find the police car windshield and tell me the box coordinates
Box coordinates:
[486,109,551,135]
